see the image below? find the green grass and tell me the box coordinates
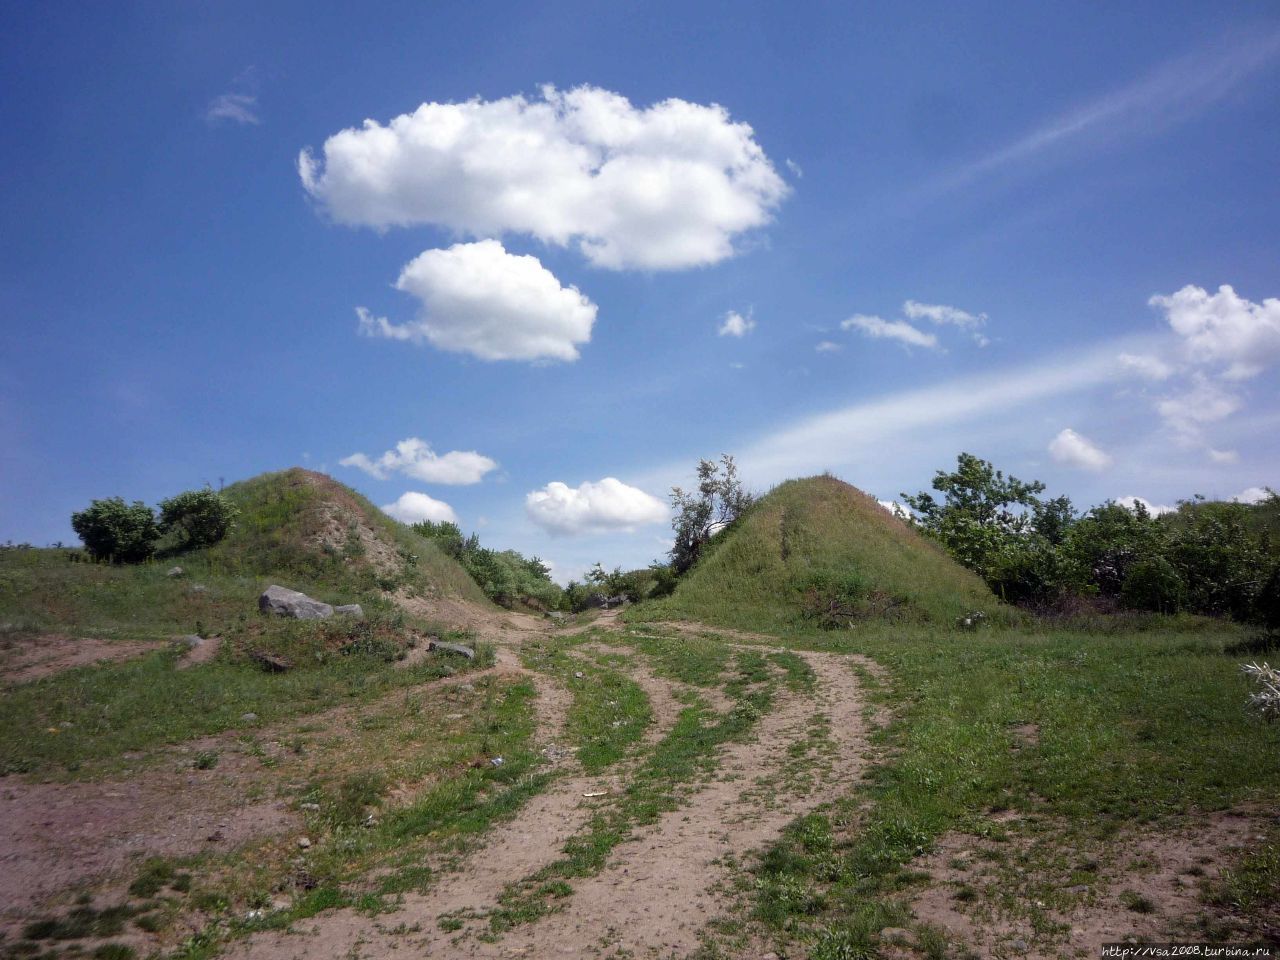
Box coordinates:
[520,637,653,773]
[643,475,1005,631]
[0,643,491,775]
[724,618,1280,952]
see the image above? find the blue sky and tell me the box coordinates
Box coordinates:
[3,1,1279,581]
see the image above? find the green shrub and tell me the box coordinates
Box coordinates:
[70,498,159,563]
[158,488,239,549]
[1120,556,1185,613]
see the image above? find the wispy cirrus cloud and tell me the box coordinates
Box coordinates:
[206,92,260,126]
[928,29,1280,194]
[841,314,938,350]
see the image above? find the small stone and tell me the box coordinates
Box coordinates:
[241,712,259,722]
[300,802,320,812]
[166,566,184,578]
[881,928,911,943]
[177,634,203,649]
[334,603,364,619]
[1069,884,1089,893]
[574,671,585,679]
[1011,940,1029,953]
[297,836,312,849]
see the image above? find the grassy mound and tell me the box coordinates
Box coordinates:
[0,468,488,640]
[646,474,1003,631]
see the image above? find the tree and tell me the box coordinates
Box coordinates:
[158,489,239,549]
[669,455,754,574]
[71,497,159,563]
[901,453,1047,586]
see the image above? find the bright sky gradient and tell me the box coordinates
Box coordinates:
[2,2,1279,582]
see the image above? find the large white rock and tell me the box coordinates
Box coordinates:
[258,585,334,620]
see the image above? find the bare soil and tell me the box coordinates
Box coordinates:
[0,633,164,686]
[907,806,1277,957]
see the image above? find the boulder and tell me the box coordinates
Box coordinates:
[545,611,568,623]
[428,639,476,660]
[334,603,365,619]
[259,585,333,620]
[585,593,609,609]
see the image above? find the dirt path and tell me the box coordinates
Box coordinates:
[223,645,872,959]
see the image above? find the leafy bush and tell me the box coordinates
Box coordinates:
[70,497,159,563]
[1120,556,1185,613]
[158,488,239,549]
[411,520,562,609]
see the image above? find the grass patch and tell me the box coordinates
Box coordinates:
[0,640,491,775]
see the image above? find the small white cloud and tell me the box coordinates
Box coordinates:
[382,491,457,524]
[718,309,756,338]
[877,499,910,519]
[1116,495,1176,517]
[1150,283,1280,380]
[729,362,746,370]
[815,340,841,353]
[1049,428,1112,471]
[785,158,804,178]
[902,300,986,329]
[526,477,668,535]
[1208,447,1240,464]
[842,314,939,350]
[1156,373,1241,438]
[1118,352,1175,381]
[340,438,497,485]
[206,93,260,126]
[299,85,788,271]
[362,240,597,363]
[1234,486,1273,505]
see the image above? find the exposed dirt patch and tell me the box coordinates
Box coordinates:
[0,633,164,686]
[0,770,297,932]
[909,807,1277,957]
[176,634,222,669]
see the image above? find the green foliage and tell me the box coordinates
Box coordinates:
[158,489,239,549]
[901,452,1047,582]
[1165,499,1267,619]
[1119,555,1185,613]
[669,454,754,574]
[412,519,561,610]
[70,497,159,564]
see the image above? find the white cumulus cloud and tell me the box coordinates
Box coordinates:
[359,240,597,362]
[341,437,497,485]
[1150,284,1280,380]
[526,477,668,535]
[718,310,755,337]
[1234,486,1273,505]
[298,85,788,271]
[842,314,939,350]
[815,340,841,353]
[382,491,457,524]
[1049,428,1112,471]
[1116,496,1177,517]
